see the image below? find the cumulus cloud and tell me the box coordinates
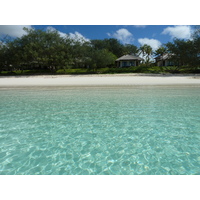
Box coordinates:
[68,32,90,43]
[162,25,192,39]
[46,26,90,44]
[108,28,134,44]
[138,38,162,50]
[0,25,32,38]
[46,26,67,38]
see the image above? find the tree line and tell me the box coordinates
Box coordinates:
[154,27,200,71]
[0,27,200,73]
[0,28,138,73]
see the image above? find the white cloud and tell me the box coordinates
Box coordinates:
[108,28,134,44]
[46,26,90,44]
[68,32,90,43]
[0,41,5,47]
[0,25,32,38]
[46,26,67,38]
[138,38,161,50]
[162,25,192,39]
[107,32,111,37]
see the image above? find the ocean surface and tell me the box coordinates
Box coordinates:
[0,86,200,175]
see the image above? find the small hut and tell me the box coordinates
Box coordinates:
[115,55,143,67]
[155,54,175,67]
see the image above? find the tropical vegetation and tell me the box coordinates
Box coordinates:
[0,27,200,75]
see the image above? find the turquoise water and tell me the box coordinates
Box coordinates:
[0,86,200,175]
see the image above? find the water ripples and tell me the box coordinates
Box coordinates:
[0,86,200,174]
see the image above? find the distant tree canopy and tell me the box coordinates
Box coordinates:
[162,26,200,69]
[0,28,136,72]
[87,49,117,71]
[1,28,72,71]
[91,38,138,57]
[165,38,200,68]
[0,27,200,73]
[154,46,167,57]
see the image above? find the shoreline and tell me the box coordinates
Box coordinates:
[0,74,200,87]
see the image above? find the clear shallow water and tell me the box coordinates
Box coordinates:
[0,86,200,175]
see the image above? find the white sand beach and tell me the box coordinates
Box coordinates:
[0,74,200,87]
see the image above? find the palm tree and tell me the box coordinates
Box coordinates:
[154,46,167,57]
[139,44,153,65]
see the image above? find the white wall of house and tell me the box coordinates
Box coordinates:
[157,60,174,66]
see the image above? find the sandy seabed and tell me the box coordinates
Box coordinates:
[0,73,200,87]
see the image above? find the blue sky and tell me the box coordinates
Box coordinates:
[0,25,195,50]
[33,25,170,44]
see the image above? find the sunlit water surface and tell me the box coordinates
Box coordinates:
[0,86,200,175]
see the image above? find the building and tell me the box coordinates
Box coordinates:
[155,54,175,67]
[115,55,143,67]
